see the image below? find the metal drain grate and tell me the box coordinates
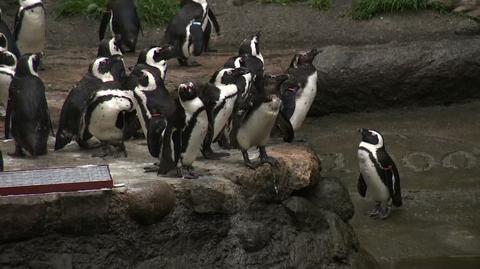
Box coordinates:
[0,165,113,196]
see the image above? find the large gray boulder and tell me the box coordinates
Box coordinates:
[312,38,480,116]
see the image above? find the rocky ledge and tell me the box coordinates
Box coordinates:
[0,144,378,269]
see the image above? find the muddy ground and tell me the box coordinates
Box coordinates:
[0,0,480,268]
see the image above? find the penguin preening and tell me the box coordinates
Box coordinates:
[0,9,21,58]
[80,86,135,158]
[14,0,46,56]
[164,1,206,66]
[6,53,50,157]
[281,48,320,132]
[199,67,252,159]
[0,48,17,118]
[97,35,123,57]
[170,82,208,179]
[55,57,125,151]
[99,0,142,53]
[357,128,402,219]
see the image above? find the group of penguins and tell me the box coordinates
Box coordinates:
[0,0,402,219]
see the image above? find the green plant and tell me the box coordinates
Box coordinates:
[55,0,179,26]
[351,0,441,19]
[309,0,330,10]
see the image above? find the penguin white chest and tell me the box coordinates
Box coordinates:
[290,71,318,131]
[236,100,280,150]
[89,97,133,142]
[357,149,390,202]
[17,8,46,54]
[213,85,238,139]
[181,110,208,166]
[0,68,14,107]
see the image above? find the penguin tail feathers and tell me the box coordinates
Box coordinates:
[54,130,72,151]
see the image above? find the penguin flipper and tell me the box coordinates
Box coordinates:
[4,85,13,139]
[208,9,220,35]
[391,166,403,207]
[99,11,111,41]
[13,8,24,40]
[357,174,367,197]
[146,118,166,158]
[275,111,294,143]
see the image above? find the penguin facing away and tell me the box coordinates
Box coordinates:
[0,48,17,118]
[282,48,320,132]
[14,0,46,56]
[55,57,125,151]
[99,0,142,53]
[6,53,50,157]
[171,82,208,179]
[357,128,402,219]
[163,1,205,66]
[0,8,21,58]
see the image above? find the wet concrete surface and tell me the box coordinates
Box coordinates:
[297,102,480,268]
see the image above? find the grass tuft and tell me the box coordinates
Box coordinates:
[351,0,444,19]
[55,0,179,26]
[259,0,331,10]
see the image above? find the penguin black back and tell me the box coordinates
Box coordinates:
[0,8,20,58]
[7,54,50,156]
[99,0,142,52]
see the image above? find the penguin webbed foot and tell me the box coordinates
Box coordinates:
[294,137,308,143]
[144,163,159,173]
[242,150,258,169]
[368,202,382,217]
[259,146,279,168]
[179,166,200,179]
[368,202,391,219]
[202,148,229,160]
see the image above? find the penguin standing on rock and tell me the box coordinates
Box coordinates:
[357,128,402,219]
[14,0,46,57]
[281,48,320,132]
[0,48,17,118]
[171,82,208,179]
[0,9,20,58]
[164,1,206,66]
[55,57,125,150]
[6,53,50,157]
[99,0,142,53]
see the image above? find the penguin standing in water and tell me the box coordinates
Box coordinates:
[55,57,125,150]
[14,0,46,57]
[180,0,220,53]
[281,48,320,132]
[357,128,402,219]
[170,82,208,179]
[6,54,50,156]
[199,67,252,159]
[163,1,205,66]
[99,0,142,53]
[79,85,135,158]
[0,9,20,58]
[0,47,17,118]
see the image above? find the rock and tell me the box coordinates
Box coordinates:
[187,179,236,214]
[127,181,176,225]
[308,177,355,221]
[312,39,480,116]
[454,19,480,35]
[283,196,329,231]
[234,221,271,252]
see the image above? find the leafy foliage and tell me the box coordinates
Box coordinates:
[351,0,442,19]
[55,0,179,26]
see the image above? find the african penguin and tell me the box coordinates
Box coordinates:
[163,1,205,66]
[180,0,220,52]
[14,0,46,56]
[6,53,50,156]
[0,149,3,171]
[171,82,208,179]
[357,128,402,219]
[99,0,142,53]
[129,68,175,159]
[199,67,252,159]
[0,48,17,118]
[80,85,136,158]
[134,45,177,83]
[55,57,125,150]
[97,35,123,57]
[0,8,20,58]
[282,48,320,132]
